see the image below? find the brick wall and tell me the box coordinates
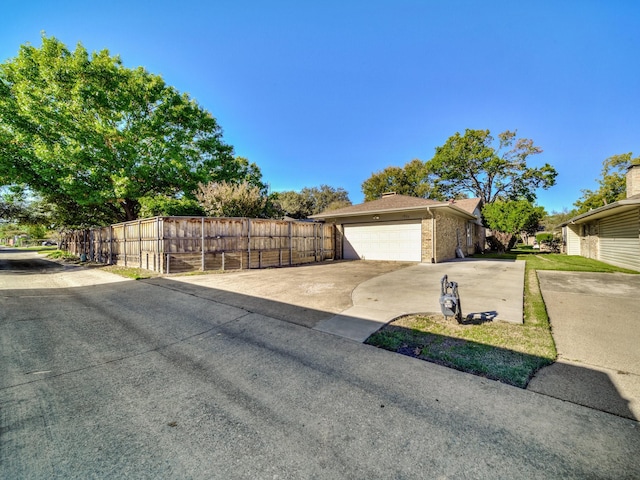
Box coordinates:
[421,218,434,262]
[627,165,640,197]
[434,212,469,262]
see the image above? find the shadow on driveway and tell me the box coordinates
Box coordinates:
[529,270,640,420]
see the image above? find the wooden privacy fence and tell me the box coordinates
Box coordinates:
[61,217,337,274]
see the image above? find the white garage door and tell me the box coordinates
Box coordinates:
[343,221,422,261]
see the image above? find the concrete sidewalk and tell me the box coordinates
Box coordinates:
[528,271,640,420]
[315,258,525,342]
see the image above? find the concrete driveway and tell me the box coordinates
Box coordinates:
[156,258,525,342]
[528,271,640,420]
[146,260,413,328]
[316,258,525,341]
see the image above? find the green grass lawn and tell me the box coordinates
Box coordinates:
[483,250,639,273]
[15,245,59,252]
[366,253,636,388]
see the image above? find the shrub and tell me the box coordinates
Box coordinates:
[536,233,554,243]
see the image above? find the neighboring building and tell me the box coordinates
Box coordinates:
[561,164,640,272]
[310,193,484,263]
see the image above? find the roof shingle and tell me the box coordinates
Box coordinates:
[311,193,481,218]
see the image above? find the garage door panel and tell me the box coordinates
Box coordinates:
[599,210,640,271]
[343,221,421,261]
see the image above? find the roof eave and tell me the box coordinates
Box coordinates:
[311,203,476,221]
[560,199,640,226]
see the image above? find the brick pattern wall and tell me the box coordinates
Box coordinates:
[422,213,482,263]
[627,165,640,197]
[434,212,469,263]
[421,218,434,262]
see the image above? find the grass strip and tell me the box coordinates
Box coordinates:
[45,249,79,261]
[15,245,59,252]
[100,265,158,280]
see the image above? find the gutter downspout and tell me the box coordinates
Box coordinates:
[427,207,435,263]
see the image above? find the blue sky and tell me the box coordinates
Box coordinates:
[2,1,639,213]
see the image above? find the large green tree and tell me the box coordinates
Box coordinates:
[482,199,545,252]
[0,35,260,226]
[574,153,639,214]
[427,129,557,204]
[361,159,444,201]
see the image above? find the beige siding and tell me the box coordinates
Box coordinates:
[599,209,640,271]
[565,225,581,255]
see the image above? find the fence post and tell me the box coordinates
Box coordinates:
[89,229,93,261]
[157,217,162,274]
[138,220,142,269]
[201,217,205,271]
[123,223,127,267]
[314,223,318,262]
[222,251,225,271]
[247,218,251,269]
[289,221,293,266]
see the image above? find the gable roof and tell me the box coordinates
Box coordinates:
[447,197,483,215]
[310,194,479,220]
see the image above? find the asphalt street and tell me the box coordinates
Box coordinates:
[1,248,639,479]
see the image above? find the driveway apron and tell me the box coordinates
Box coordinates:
[529,271,640,420]
[314,258,525,342]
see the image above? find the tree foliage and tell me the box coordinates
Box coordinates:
[196,181,271,218]
[275,185,351,218]
[361,159,444,201]
[138,195,205,217]
[427,129,556,204]
[540,208,577,231]
[573,153,639,214]
[482,200,545,252]
[0,35,261,226]
[0,186,53,225]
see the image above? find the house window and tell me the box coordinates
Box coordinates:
[466,223,473,247]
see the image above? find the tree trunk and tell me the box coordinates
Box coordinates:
[492,231,514,253]
[121,199,139,222]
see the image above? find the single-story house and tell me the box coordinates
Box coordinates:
[560,164,640,272]
[310,193,484,263]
